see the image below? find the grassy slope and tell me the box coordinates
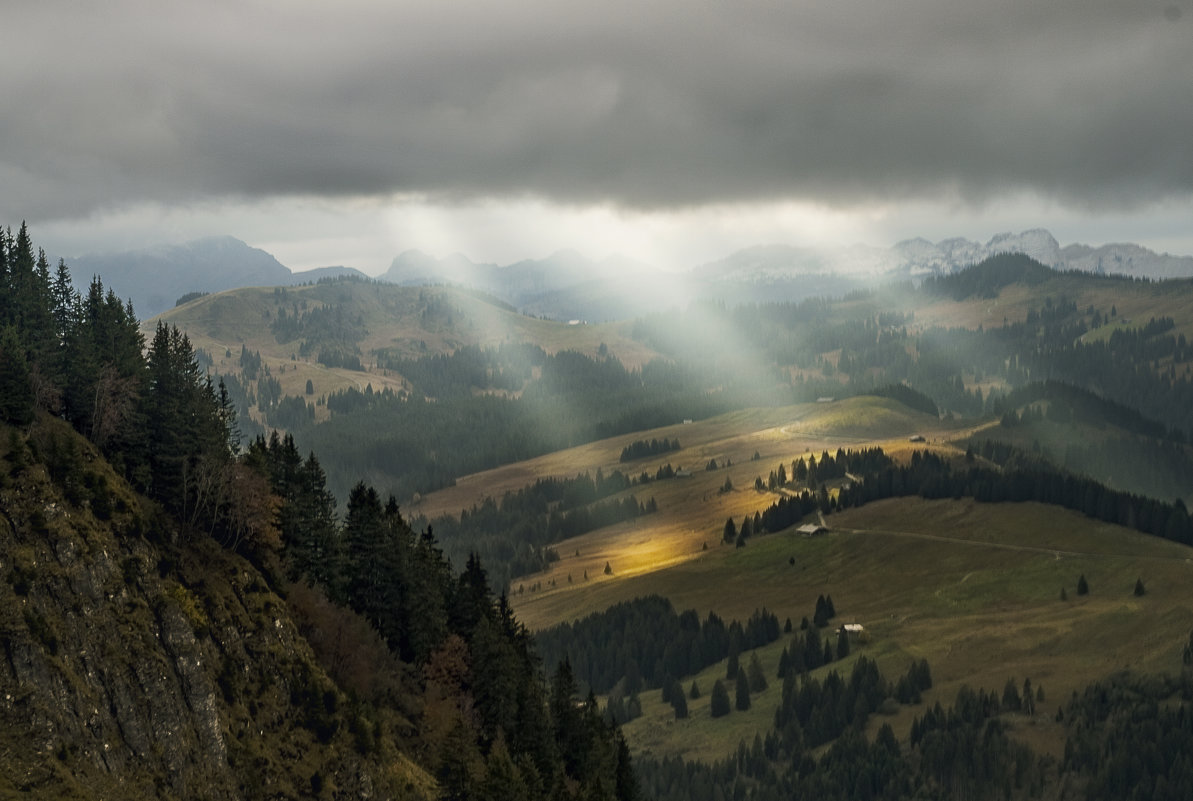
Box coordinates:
[523,497,1193,763]
[911,273,1193,339]
[150,271,1193,435]
[150,281,662,423]
[396,395,1193,764]
[416,397,947,591]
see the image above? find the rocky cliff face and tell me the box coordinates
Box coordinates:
[0,419,429,800]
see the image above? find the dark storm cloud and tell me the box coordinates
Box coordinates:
[3,0,1190,222]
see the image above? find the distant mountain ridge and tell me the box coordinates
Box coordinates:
[383,230,1193,320]
[69,236,293,317]
[889,229,1193,279]
[703,229,1193,284]
[290,264,370,283]
[67,229,1193,322]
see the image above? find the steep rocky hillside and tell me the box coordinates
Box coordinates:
[0,417,431,800]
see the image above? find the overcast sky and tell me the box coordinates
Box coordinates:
[5,0,1192,273]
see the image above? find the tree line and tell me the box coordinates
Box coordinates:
[620,436,681,463]
[409,467,663,592]
[534,595,782,698]
[831,449,1193,546]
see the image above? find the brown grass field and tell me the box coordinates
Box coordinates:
[150,282,663,425]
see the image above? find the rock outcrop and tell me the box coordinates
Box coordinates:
[0,419,429,799]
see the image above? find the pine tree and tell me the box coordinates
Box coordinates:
[710,680,730,718]
[836,627,850,660]
[1001,678,1022,712]
[735,668,751,711]
[0,326,35,425]
[747,652,768,692]
[672,686,688,719]
[813,595,830,628]
[777,647,790,679]
[1134,577,1146,596]
[1077,574,1089,595]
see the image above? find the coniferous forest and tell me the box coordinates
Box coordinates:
[1,224,639,799]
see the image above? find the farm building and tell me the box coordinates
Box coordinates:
[797,523,828,537]
[908,434,926,442]
[838,623,868,642]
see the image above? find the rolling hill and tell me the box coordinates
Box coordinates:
[151,278,662,418]
[395,391,1193,767]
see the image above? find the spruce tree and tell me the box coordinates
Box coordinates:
[710,680,730,718]
[747,652,768,692]
[1077,574,1089,595]
[777,646,790,679]
[1001,678,1022,711]
[735,668,751,711]
[672,686,688,719]
[0,326,35,425]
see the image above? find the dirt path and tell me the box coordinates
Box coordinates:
[832,523,1193,563]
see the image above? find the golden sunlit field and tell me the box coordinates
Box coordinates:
[412,396,1193,763]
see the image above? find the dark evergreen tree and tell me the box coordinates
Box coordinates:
[747,652,768,692]
[710,680,730,718]
[1001,677,1022,712]
[671,687,688,720]
[836,627,850,660]
[777,646,791,679]
[1077,574,1090,595]
[813,594,830,628]
[734,668,751,711]
[0,326,34,425]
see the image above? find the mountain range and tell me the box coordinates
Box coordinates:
[64,230,1193,321]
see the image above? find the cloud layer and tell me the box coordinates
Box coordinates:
[4,0,1191,224]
